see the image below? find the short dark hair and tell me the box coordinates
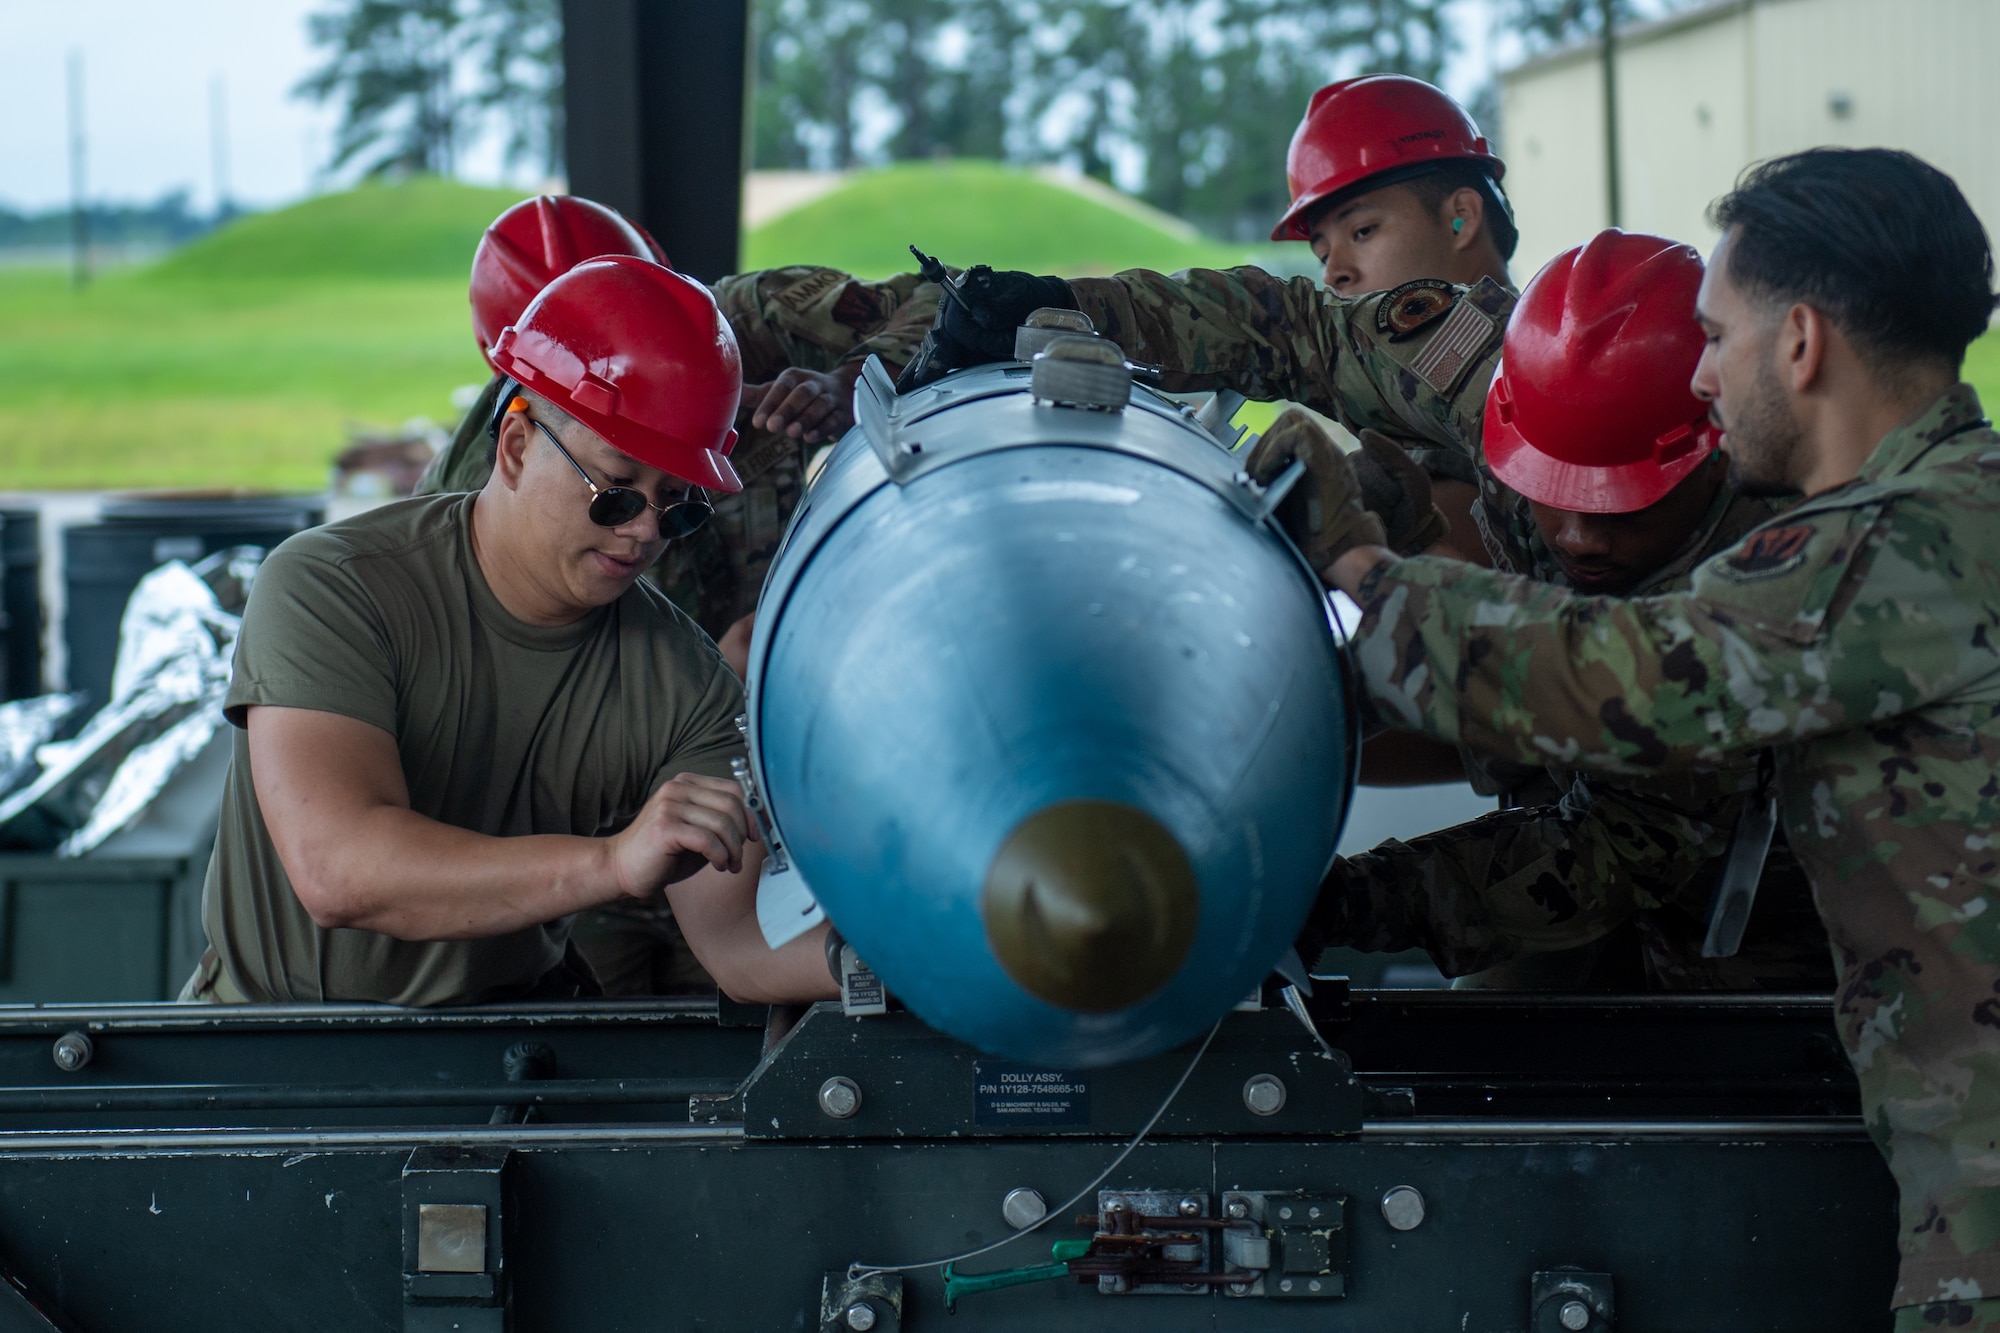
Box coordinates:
[1711,148,1997,372]
[1307,160,1520,264]
[1405,160,1520,263]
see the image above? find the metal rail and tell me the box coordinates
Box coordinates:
[0,1078,734,1112]
[0,1122,748,1153]
[1360,1116,1872,1140]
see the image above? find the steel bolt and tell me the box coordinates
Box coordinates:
[1558,1300,1591,1331]
[1242,1073,1287,1116]
[1099,1275,1128,1294]
[1103,1198,1128,1213]
[1180,1282,1204,1293]
[1380,1185,1426,1232]
[1001,1187,1047,1230]
[1308,1279,1323,1293]
[1226,1281,1251,1297]
[1278,1205,1294,1221]
[51,1032,93,1073]
[1177,1197,1202,1217]
[818,1076,862,1119]
[1225,1200,1249,1220]
[844,1301,878,1331]
[1279,1278,1294,1293]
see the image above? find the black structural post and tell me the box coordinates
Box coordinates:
[1599,0,1622,229]
[561,0,752,282]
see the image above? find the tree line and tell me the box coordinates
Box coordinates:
[297,0,1656,239]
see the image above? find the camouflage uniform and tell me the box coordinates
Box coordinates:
[415,267,937,997]
[418,265,940,636]
[1348,383,2000,1310]
[1066,266,1827,988]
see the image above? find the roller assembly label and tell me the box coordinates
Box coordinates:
[973,1063,1091,1126]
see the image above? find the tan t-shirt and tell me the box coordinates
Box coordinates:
[202,493,746,1005]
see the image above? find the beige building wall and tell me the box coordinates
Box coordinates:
[1498,52,1610,279]
[1499,0,2000,283]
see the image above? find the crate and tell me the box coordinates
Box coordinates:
[0,848,210,1003]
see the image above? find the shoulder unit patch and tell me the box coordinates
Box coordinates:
[1376,279,1458,341]
[1717,523,1816,581]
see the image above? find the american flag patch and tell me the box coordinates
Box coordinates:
[1407,297,1497,397]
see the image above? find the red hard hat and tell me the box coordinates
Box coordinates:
[1483,231,1722,514]
[1271,75,1504,243]
[488,256,744,493]
[470,195,668,367]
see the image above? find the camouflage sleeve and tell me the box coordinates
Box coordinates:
[836,273,940,378]
[1352,490,1993,771]
[710,271,797,385]
[1066,268,1508,482]
[713,267,940,383]
[1310,775,1737,977]
[413,375,505,497]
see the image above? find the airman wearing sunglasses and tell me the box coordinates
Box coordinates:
[417,194,942,678]
[182,255,839,1008]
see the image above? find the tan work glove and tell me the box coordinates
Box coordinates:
[1353,429,1450,557]
[1244,409,1386,572]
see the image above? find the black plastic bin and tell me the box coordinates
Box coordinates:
[64,493,322,709]
[0,508,41,701]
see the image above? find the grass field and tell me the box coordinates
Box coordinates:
[2,168,1996,491]
[0,168,1262,491]
[743,161,1255,278]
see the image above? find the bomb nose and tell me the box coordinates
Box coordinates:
[980,801,1201,1014]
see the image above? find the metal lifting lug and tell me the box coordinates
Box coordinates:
[1030,335,1132,413]
[729,755,788,874]
[1014,307,1098,361]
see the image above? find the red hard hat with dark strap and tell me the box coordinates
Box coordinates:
[488,256,744,493]
[470,195,668,367]
[1271,75,1504,243]
[1483,230,1721,514]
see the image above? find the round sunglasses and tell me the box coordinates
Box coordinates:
[523,410,713,539]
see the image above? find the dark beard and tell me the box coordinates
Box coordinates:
[1727,465,1804,499]
[1722,351,1805,497]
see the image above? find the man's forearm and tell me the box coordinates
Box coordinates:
[291,803,626,941]
[666,855,839,1004]
[1068,267,1340,403]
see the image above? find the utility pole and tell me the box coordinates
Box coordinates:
[66,49,89,289]
[1600,0,1622,229]
[210,74,232,222]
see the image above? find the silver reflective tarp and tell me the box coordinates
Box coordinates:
[0,693,87,799]
[0,547,260,855]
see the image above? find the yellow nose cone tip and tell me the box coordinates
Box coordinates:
[980,800,1201,1014]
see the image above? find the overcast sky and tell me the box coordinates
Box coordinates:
[0,0,1515,215]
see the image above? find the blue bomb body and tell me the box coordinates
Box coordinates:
[745,356,1357,1066]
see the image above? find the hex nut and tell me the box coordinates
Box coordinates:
[1242,1073,1287,1116]
[1001,1187,1047,1230]
[818,1076,862,1119]
[1225,1200,1249,1220]
[1559,1299,1592,1331]
[1380,1185,1426,1232]
[51,1032,93,1073]
[844,1300,878,1331]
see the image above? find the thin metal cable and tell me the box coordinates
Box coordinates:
[846,1018,1223,1281]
